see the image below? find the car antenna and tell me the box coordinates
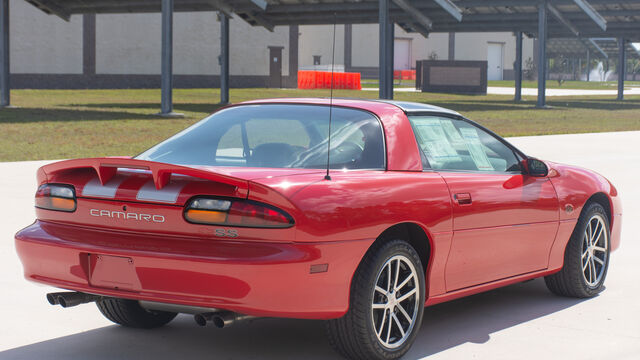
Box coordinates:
[324,13,337,181]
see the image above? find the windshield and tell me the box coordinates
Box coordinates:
[136,104,386,170]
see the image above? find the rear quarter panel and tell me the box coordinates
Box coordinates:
[257,171,454,297]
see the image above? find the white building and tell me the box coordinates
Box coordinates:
[9,1,535,89]
[301,24,535,81]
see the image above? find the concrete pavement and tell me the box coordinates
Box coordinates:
[487,86,640,97]
[1,131,639,360]
[362,86,640,96]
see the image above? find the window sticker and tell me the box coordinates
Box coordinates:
[439,120,465,145]
[459,127,494,171]
[413,119,461,165]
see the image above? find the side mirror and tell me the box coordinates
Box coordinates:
[524,158,548,177]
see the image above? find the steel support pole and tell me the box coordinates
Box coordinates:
[617,37,625,101]
[448,32,455,60]
[379,0,390,99]
[386,21,394,100]
[159,0,182,117]
[537,1,547,108]
[586,49,590,81]
[219,13,229,104]
[578,58,581,80]
[515,31,523,102]
[0,0,9,108]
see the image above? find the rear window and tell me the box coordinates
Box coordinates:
[136,104,386,170]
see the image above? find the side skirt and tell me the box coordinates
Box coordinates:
[425,268,561,307]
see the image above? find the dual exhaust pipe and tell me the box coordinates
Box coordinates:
[46,291,101,308]
[47,292,255,328]
[194,311,256,329]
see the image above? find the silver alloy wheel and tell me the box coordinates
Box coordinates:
[371,254,420,349]
[581,214,609,287]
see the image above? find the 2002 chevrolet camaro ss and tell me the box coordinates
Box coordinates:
[15,98,621,359]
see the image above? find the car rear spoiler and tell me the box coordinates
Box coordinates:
[41,157,250,197]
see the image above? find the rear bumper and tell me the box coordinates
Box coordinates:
[15,221,373,319]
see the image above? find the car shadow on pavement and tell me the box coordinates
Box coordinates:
[0,279,588,360]
[405,278,589,359]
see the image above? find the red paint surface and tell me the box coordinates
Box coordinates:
[15,98,622,319]
[441,172,559,290]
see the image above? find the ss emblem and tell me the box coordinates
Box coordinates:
[214,228,239,238]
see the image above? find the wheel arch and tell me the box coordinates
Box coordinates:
[376,223,432,277]
[549,191,616,272]
[584,192,612,226]
[342,222,435,317]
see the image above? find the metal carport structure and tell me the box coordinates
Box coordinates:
[546,37,640,82]
[1,0,640,112]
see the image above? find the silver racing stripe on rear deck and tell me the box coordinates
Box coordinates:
[81,175,126,198]
[136,180,186,204]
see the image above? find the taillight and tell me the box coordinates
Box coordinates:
[184,197,293,228]
[35,184,76,212]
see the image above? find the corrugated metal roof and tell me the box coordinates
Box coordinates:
[547,37,640,58]
[24,0,640,41]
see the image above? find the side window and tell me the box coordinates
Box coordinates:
[409,116,520,172]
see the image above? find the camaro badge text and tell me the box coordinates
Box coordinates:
[89,209,165,223]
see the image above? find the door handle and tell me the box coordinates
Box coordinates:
[454,192,472,205]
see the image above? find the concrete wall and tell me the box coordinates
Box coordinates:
[350,24,379,67]
[96,12,289,76]
[298,25,344,69]
[349,24,452,69]
[10,0,83,74]
[344,25,535,79]
[454,32,535,76]
[231,19,290,77]
[8,1,537,87]
[409,32,450,63]
[96,13,161,75]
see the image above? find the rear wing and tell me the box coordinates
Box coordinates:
[40,157,249,198]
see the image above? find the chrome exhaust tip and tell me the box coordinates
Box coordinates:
[211,312,233,328]
[194,311,256,328]
[194,313,213,327]
[46,292,64,305]
[46,292,101,308]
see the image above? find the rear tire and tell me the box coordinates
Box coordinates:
[96,298,177,329]
[326,239,425,360]
[545,202,610,298]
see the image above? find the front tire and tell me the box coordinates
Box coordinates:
[326,239,425,360]
[545,202,611,298]
[97,298,177,329]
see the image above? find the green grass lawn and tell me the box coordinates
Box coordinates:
[361,79,416,88]
[1,88,640,162]
[488,80,640,90]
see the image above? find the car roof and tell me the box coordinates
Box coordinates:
[375,100,461,116]
[237,98,461,117]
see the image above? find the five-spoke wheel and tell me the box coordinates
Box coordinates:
[371,255,420,349]
[581,214,608,287]
[326,239,425,360]
[545,202,611,298]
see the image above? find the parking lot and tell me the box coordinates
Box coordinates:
[1,130,638,360]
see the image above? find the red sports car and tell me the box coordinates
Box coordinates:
[15,98,621,359]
